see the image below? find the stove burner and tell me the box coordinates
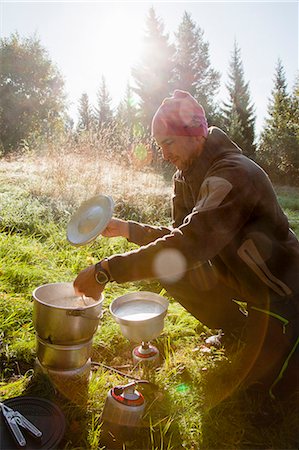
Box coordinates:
[132,342,159,365]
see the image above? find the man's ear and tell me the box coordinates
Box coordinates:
[193,135,206,146]
[194,135,206,156]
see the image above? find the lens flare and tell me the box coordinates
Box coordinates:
[133,123,145,137]
[176,383,189,393]
[130,143,152,168]
[133,143,148,161]
[153,248,187,283]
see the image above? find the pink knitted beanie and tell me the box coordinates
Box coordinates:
[151,90,208,138]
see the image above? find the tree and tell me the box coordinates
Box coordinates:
[77,93,94,132]
[222,41,256,157]
[290,74,299,140]
[0,33,65,154]
[257,60,299,184]
[173,11,221,124]
[226,105,245,147]
[95,75,113,128]
[116,83,139,131]
[131,7,175,130]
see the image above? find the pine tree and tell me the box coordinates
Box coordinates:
[287,74,299,176]
[77,93,94,132]
[95,76,113,128]
[173,11,220,123]
[290,75,299,140]
[116,83,138,130]
[293,74,299,101]
[131,7,175,131]
[227,105,245,147]
[258,60,299,184]
[222,41,256,157]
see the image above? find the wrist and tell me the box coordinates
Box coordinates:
[94,259,113,285]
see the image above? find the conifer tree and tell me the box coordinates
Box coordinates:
[77,93,94,132]
[95,75,113,128]
[258,60,299,184]
[222,41,256,157]
[173,11,220,123]
[131,7,175,130]
[290,75,299,140]
[227,105,245,146]
[116,83,138,130]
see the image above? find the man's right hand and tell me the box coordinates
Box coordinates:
[102,218,129,239]
[73,264,104,300]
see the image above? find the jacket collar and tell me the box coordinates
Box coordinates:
[175,127,242,183]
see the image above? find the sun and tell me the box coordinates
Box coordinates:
[98,10,143,92]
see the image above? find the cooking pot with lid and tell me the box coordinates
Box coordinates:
[33,282,104,345]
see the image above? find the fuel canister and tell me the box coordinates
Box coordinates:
[101,382,145,427]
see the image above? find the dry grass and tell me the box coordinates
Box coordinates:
[0,140,172,224]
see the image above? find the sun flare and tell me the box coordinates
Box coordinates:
[98,12,143,90]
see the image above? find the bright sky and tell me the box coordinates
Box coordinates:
[0,1,298,135]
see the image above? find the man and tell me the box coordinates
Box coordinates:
[74,90,299,398]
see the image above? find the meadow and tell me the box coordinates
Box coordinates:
[1,145,299,449]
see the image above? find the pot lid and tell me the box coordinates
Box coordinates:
[0,396,66,450]
[67,194,114,246]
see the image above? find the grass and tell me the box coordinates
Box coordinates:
[1,151,299,449]
[275,185,299,236]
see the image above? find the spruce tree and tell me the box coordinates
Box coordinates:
[291,75,299,141]
[131,7,175,131]
[95,76,113,128]
[227,105,245,147]
[286,74,299,178]
[222,41,256,157]
[77,93,94,132]
[173,11,220,124]
[258,60,299,184]
[116,83,138,131]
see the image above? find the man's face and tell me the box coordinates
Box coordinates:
[155,135,205,171]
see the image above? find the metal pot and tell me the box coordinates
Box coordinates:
[33,282,104,345]
[36,336,92,370]
[110,291,169,343]
[35,357,91,378]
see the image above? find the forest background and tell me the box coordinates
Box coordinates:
[0,4,298,184]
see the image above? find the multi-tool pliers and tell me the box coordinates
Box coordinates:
[0,401,42,447]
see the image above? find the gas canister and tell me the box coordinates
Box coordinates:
[102,381,145,427]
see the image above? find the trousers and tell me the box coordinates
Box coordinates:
[161,262,299,399]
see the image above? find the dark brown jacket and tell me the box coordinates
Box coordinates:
[108,127,299,309]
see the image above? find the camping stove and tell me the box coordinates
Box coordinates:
[132,341,159,366]
[101,381,146,428]
[109,291,169,367]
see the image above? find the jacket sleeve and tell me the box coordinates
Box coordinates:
[172,176,190,228]
[128,221,172,246]
[128,173,188,246]
[108,167,260,284]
